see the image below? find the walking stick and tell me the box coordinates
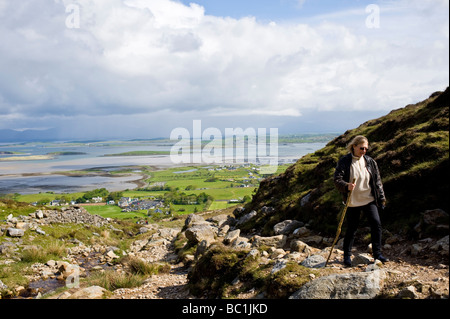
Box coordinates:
[325,178,356,267]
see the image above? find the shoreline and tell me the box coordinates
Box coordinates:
[0,163,196,195]
[0,155,55,162]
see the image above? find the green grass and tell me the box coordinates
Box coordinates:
[83,205,148,220]
[209,201,233,210]
[15,192,84,204]
[0,199,147,296]
[5,164,290,222]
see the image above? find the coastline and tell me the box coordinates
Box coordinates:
[0,166,153,195]
[0,155,55,162]
[0,141,328,195]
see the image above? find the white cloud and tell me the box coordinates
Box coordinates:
[0,0,448,137]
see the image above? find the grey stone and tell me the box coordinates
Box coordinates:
[185,214,205,228]
[251,235,287,248]
[231,237,251,249]
[300,255,326,268]
[35,228,46,235]
[290,240,311,253]
[224,229,240,245]
[398,285,418,299]
[247,249,260,259]
[273,220,303,235]
[293,226,311,237]
[36,210,44,219]
[431,235,449,255]
[195,240,209,258]
[0,279,7,289]
[300,235,323,245]
[236,210,257,226]
[290,270,386,299]
[271,260,287,274]
[7,228,25,237]
[138,227,150,234]
[68,286,107,299]
[300,193,312,207]
[218,224,230,237]
[185,224,216,245]
[352,253,373,265]
[206,214,229,227]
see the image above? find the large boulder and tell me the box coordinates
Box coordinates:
[236,210,258,226]
[68,286,108,299]
[290,269,386,299]
[223,229,240,245]
[251,235,287,248]
[300,255,326,268]
[185,224,216,245]
[274,220,304,235]
[290,240,312,254]
[185,214,206,228]
[7,228,25,237]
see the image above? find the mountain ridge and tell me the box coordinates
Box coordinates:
[243,87,449,237]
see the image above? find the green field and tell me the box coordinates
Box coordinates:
[10,164,291,220]
[82,205,149,220]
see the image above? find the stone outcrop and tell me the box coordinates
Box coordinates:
[180,206,449,300]
[1,206,110,240]
[2,203,448,300]
[68,286,108,299]
[251,235,286,248]
[273,220,303,235]
[290,269,386,299]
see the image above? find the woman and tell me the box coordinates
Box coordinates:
[334,135,388,267]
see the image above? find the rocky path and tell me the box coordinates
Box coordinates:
[3,206,446,300]
[110,225,194,300]
[112,265,191,299]
[108,217,449,300]
[109,237,449,300]
[323,243,449,299]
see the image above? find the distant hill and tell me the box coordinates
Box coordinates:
[0,128,60,143]
[244,88,449,237]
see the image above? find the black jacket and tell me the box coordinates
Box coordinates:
[334,153,386,208]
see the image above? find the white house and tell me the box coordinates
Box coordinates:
[92,197,103,203]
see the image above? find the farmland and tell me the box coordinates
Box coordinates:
[12,163,291,220]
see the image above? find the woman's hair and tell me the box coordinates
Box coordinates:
[346,135,369,153]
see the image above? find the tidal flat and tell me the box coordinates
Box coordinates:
[0,138,328,195]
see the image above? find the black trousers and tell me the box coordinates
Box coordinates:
[343,202,382,257]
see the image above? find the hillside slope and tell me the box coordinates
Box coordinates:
[244,88,449,237]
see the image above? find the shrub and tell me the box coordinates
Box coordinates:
[87,270,145,291]
[126,257,171,276]
[188,244,250,298]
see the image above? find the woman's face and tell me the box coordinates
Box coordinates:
[353,141,369,157]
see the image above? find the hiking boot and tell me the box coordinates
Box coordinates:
[374,254,389,263]
[343,255,352,267]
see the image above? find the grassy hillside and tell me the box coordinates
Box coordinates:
[245,88,449,237]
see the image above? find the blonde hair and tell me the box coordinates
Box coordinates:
[347,135,369,153]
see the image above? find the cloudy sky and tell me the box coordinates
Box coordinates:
[0,0,448,140]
